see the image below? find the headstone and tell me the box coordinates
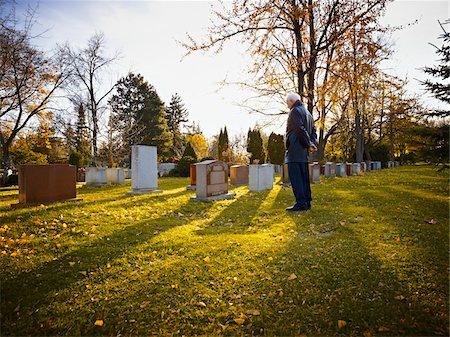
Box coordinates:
[186,164,197,190]
[360,162,367,172]
[280,163,290,186]
[309,162,320,184]
[84,167,107,187]
[249,164,274,192]
[335,163,346,177]
[230,165,249,186]
[158,163,177,177]
[353,163,362,176]
[128,145,161,194]
[346,163,353,176]
[388,161,394,168]
[366,160,372,172]
[12,164,80,208]
[320,164,325,176]
[394,161,400,167]
[324,162,336,178]
[106,168,125,185]
[374,161,382,170]
[190,160,234,201]
[124,169,132,179]
[77,167,85,182]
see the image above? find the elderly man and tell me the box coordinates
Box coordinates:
[285,93,317,211]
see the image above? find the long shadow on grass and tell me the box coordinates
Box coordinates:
[194,189,271,236]
[0,197,214,335]
[0,188,188,226]
[251,224,447,336]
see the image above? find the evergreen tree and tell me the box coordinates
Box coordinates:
[74,103,92,166]
[267,132,285,165]
[422,20,450,118]
[110,72,173,162]
[165,93,189,158]
[218,126,229,162]
[182,141,198,162]
[247,128,266,164]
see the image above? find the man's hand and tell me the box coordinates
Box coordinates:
[309,145,317,153]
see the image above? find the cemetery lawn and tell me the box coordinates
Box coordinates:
[0,165,448,336]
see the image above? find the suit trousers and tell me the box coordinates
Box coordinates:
[287,162,312,208]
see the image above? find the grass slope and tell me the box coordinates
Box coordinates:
[0,165,448,336]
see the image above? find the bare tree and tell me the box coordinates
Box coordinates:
[60,32,119,163]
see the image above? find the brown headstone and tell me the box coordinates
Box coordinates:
[230,165,249,186]
[13,164,79,207]
[189,164,197,186]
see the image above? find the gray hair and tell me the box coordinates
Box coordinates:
[286,93,301,103]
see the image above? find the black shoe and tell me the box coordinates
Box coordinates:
[286,205,308,212]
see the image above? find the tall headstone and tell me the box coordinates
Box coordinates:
[230,165,249,186]
[335,163,346,177]
[84,167,107,187]
[353,163,362,176]
[186,164,197,190]
[280,163,290,186]
[346,163,353,176]
[309,162,320,184]
[190,160,234,201]
[249,164,274,192]
[360,162,367,172]
[158,163,177,177]
[12,164,80,208]
[388,161,394,168]
[106,168,125,185]
[324,162,336,178]
[128,145,161,194]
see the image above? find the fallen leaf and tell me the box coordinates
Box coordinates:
[234,318,245,325]
[69,262,75,267]
[197,301,207,307]
[378,326,390,332]
[80,271,87,276]
[288,273,297,280]
[394,295,405,300]
[426,219,437,225]
[363,331,373,337]
[94,320,104,326]
[338,320,347,329]
[203,256,210,262]
[247,309,260,316]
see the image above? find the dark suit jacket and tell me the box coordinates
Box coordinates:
[285,100,317,163]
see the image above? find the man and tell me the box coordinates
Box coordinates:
[285,93,317,211]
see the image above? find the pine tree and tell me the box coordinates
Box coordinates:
[165,93,189,158]
[74,103,92,166]
[218,126,229,162]
[247,128,266,164]
[182,141,198,161]
[267,132,285,165]
[422,20,450,118]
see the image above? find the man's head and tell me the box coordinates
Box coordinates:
[286,93,301,109]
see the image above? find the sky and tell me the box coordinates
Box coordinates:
[14,0,450,139]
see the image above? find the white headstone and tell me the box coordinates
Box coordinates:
[311,162,321,184]
[128,145,161,194]
[324,162,336,178]
[158,163,177,177]
[106,168,125,185]
[249,164,274,192]
[84,167,107,187]
[353,163,362,176]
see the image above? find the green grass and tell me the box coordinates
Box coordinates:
[0,165,448,336]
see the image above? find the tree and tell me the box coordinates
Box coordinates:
[0,4,67,174]
[109,72,173,163]
[247,128,266,164]
[165,93,189,158]
[422,20,450,118]
[73,103,91,166]
[218,127,229,162]
[187,133,208,160]
[61,32,119,161]
[267,132,285,165]
[182,141,198,161]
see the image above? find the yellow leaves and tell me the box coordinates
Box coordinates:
[203,256,210,262]
[287,273,297,280]
[197,301,207,307]
[338,320,347,329]
[0,225,9,233]
[267,256,273,261]
[234,313,247,325]
[69,262,75,267]
[247,309,260,316]
[171,284,179,289]
[106,263,111,269]
[10,250,21,257]
[80,271,87,276]
[91,226,97,232]
[94,319,104,326]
